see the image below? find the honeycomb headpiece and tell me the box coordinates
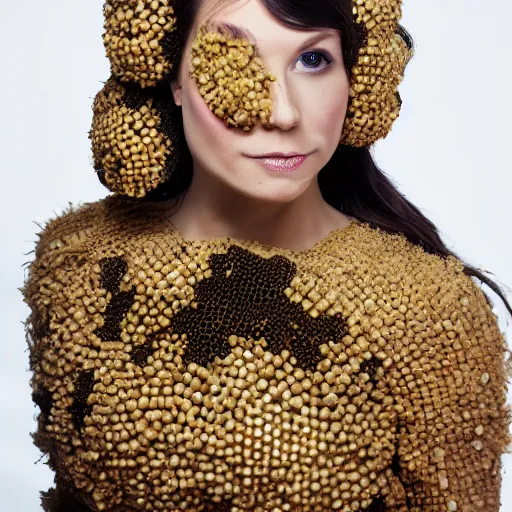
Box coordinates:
[90,0,414,197]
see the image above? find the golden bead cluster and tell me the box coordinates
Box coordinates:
[23,198,512,511]
[89,77,175,198]
[339,0,414,147]
[190,24,276,131]
[102,0,178,88]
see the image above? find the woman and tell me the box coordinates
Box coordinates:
[23,0,512,510]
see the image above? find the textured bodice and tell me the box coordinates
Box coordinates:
[23,196,511,512]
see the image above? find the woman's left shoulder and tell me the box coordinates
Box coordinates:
[401,240,495,320]
[345,222,499,316]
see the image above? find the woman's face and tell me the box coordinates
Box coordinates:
[171,0,350,204]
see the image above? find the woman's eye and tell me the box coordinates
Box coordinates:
[295,50,333,72]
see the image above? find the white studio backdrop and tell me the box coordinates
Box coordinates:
[1,0,511,510]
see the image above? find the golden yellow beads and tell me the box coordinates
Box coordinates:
[190,24,277,131]
[89,77,175,198]
[340,0,414,147]
[102,0,178,88]
[24,199,511,510]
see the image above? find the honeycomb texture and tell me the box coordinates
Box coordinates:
[89,77,180,198]
[23,197,512,511]
[102,0,178,88]
[339,0,413,147]
[190,23,277,131]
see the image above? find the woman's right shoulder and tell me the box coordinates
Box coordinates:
[30,195,176,260]
[24,196,147,298]
[22,195,167,319]
[31,196,135,257]
[23,194,180,297]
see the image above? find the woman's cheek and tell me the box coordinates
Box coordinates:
[324,98,349,142]
[317,80,350,144]
[184,82,243,162]
[183,82,226,151]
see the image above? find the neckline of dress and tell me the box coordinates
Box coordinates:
[163,216,362,255]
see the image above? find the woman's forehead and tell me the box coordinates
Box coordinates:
[194,0,339,49]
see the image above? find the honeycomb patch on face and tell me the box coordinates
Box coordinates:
[190,22,277,131]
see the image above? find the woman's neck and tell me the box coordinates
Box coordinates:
[163,174,352,251]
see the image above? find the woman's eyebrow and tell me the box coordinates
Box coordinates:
[208,20,337,51]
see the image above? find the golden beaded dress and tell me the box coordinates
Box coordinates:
[23,196,511,512]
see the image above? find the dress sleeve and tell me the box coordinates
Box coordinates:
[390,258,512,511]
[23,209,93,371]
[22,207,97,511]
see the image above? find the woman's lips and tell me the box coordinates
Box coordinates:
[250,154,308,172]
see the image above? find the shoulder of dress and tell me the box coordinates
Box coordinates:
[394,240,492,319]
[24,196,138,294]
[31,195,175,259]
[23,195,179,296]
[331,221,459,278]
[337,222,498,319]
[23,198,107,305]
[31,196,116,258]
[394,245,506,357]
[22,195,164,318]
[404,245,490,316]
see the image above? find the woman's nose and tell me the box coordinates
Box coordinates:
[266,78,300,130]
